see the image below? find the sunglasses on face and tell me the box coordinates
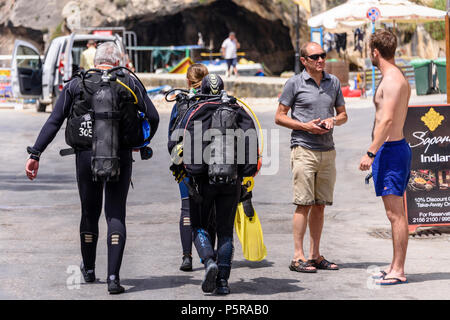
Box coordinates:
[306,53,326,60]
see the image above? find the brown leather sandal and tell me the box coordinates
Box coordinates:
[289,259,317,273]
[308,256,339,270]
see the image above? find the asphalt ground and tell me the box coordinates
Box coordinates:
[0,93,449,300]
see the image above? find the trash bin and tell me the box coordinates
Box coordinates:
[433,58,446,93]
[410,59,432,95]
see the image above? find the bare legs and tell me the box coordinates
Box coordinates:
[293,205,310,261]
[380,194,409,282]
[293,204,325,261]
[309,205,325,259]
[226,66,238,78]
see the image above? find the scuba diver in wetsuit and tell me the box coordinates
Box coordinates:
[168,63,216,271]
[183,74,259,295]
[25,42,160,294]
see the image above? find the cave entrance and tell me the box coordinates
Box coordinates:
[121,0,294,75]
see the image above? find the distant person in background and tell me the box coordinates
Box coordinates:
[221,32,240,78]
[80,40,97,70]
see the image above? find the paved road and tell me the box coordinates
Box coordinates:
[0,93,449,300]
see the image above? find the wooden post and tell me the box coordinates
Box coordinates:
[295,4,301,74]
[446,1,450,102]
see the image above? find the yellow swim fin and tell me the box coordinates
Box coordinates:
[235,178,267,261]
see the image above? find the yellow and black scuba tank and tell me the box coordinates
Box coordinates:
[168,74,260,185]
[183,92,259,182]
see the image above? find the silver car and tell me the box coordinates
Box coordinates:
[11,33,126,112]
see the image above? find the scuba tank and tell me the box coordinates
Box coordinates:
[208,92,238,184]
[181,74,259,181]
[62,67,153,180]
[91,71,121,182]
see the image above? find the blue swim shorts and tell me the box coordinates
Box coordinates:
[372,139,412,197]
[226,58,238,68]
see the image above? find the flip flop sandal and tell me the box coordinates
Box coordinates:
[372,270,387,280]
[376,277,408,286]
[289,259,317,273]
[309,256,339,270]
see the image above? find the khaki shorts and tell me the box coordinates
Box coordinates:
[290,145,336,206]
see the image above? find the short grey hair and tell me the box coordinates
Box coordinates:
[94,42,121,66]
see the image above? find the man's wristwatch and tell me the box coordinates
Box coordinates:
[367,151,376,158]
[332,116,337,124]
[27,146,41,161]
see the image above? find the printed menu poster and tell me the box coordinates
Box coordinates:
[404,105,450,232]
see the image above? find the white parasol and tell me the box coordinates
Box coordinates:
[308,0,446,29]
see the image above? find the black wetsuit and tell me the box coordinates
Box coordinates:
[191,177,241,280]
[168,102,216,257]
[32,72,159,280]
[183,99,257,283]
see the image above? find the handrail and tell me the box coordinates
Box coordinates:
[362,65,415,96]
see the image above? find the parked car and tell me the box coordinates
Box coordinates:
[11,33,126,112]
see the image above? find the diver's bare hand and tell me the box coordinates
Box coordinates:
[25,159,39,180]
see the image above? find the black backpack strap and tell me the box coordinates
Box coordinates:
[66,77,84,118]
[94,111,121,120]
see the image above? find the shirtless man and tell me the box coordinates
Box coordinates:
[359,29,411,285]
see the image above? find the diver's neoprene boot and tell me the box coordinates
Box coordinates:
[215,278,230,295]
[107,275,125,295]
[180,254,193,272]
[80,262,96,283]
[201,258,218,293]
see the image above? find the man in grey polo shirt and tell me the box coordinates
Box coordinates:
[275,42,348,273]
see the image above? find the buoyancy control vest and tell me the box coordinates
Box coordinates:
[167,88,201,166]
[182,91,259,184]
[65,67,151,181]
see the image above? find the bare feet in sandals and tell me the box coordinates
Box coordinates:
[372,266,392,279]
[308,256,339,270]
[289,259,317,273]
[376,271,407,285]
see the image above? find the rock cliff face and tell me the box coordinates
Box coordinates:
[0,0,445,73]
[0,0,312,73]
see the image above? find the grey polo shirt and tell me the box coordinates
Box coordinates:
[279,70,345,151]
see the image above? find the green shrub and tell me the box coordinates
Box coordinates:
[424,0,446,40]
[50,21,64,41]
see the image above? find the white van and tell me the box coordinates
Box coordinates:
[11,33,126,112]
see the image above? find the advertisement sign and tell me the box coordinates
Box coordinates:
[404,105,450,233]
[0,68,13,102]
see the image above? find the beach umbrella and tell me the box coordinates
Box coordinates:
[308,0,446,29]
[307,0,446,94]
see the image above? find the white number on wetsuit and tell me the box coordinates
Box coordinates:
[79,121,92,138]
